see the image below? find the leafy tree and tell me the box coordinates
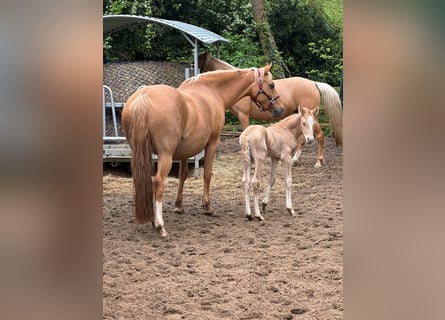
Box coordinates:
[267,0,339,80]
[103,0,154,61]
[103,0,343,86]
[306,38,343,85]
[250,0,288,78]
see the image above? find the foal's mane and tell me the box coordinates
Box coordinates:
[273,113,301,128]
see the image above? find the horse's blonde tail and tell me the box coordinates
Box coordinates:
[125,93,154,224]
[316,82,343,146]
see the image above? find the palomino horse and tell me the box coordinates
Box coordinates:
[198,52,342,167]
[122,65,283,237]
[239,106,318,220]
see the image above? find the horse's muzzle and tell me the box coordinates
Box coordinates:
[272,106,284,118]
[305,136,314,145]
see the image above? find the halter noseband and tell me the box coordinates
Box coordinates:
[251,68,280,112]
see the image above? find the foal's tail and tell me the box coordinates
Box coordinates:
[315,82,343,146]
[124,93,154,224]
[239,132,251,164]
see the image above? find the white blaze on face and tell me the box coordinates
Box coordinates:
[308,116,314,132]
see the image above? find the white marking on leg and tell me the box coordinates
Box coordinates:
[154,200,167,237]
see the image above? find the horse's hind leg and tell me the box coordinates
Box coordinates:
[241,157,253,220]
[314,121,324,168]
[174,159,188,214]
[152,155,173,237]
[262,158,278,212]
[252,158,265,221]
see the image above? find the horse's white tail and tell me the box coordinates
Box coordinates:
[124,93,154,224]
[315,82,343,146]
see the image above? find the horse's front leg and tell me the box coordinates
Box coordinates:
[282,157,296,216]
[238,112,250,130]
[202,140,220,215]
[313,121,324,168]
[152,155,173,237]
[174,159,188,214]
[292,135,305,166]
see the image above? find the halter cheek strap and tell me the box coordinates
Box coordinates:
[251,68,280,112]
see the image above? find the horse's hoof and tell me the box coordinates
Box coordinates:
[202,205,215,216]
[262,203,267,211]
[245,214,253,221]
[314,162,322,168]
[155,225,168,238]
[203,209,215,216]
[255,215,265,221]
[288,208,296,216]
[174,207,185,214]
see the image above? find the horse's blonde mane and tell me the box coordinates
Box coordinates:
[182,68,254,85]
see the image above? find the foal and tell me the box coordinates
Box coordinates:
[239,106,318,220]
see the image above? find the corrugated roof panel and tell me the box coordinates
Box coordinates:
[103,15,229,44]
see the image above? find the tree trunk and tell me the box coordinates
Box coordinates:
[250,0,290,78]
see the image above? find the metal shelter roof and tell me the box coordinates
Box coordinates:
[103,15,229,45]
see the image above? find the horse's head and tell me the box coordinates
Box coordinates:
[251,64,284,118]
[298,105,319,145]
[198,52,211,73]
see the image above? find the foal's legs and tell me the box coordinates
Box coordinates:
[152,155,173,237]
[241,156,252,219]
[292,135,305,165]
[174,159,188,214]
[282,157,296,216]
[262,158,278,212]
[313,121,324,168]
[201,140,220,215]
[292,122,325,168]
[252,158,265,221]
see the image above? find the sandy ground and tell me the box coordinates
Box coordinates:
[103,135,343,320]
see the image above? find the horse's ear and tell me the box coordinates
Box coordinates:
[313,105,320,117]
[264,63,272,74]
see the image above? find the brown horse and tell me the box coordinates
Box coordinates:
[240,106,318,220]
[122,65,283,237]
[198,52,343,167]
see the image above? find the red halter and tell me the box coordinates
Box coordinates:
[251,68,280,112]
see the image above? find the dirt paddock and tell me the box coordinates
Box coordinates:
[103,135,343,320]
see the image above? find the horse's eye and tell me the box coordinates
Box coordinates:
[269,82,275,89]
[303,122,306,126]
